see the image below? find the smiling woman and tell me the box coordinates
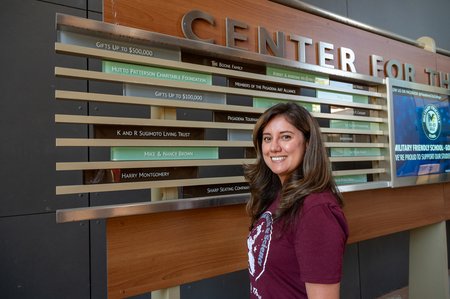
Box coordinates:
[244,102,348,299]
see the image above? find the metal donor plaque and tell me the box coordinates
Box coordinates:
[84,167,198,184]
[94,125,205,140]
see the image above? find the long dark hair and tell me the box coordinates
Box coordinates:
[244,102,343,229]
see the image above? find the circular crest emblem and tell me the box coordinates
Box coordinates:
[422,105,441,140]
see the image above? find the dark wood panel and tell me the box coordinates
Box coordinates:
[437,54,450,88]
[107,204,249,298]
[107,182,450,295]
[343,184,445,244]
[103,0,441,84]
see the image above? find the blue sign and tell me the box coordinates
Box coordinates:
[389,79,450,186]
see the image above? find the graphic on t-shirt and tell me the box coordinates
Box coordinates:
[247,211,273,280]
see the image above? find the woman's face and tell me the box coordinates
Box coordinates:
[261,115,307,184]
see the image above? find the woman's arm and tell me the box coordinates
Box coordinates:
[305,282,340,299]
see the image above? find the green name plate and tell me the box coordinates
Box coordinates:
[335,174,368,185]
[266,66,329,85]
[111,147,219,161]
[317,90,368,104]
[103,61,212,85]
[253,97,320,112]
[330,120,380,130]
[330,147,382,157]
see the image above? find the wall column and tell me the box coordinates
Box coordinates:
[151,106,180,299]
[409,221,449,299]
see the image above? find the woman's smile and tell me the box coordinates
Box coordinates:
[271,156,286,162]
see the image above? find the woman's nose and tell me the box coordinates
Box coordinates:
[270,139,281,151]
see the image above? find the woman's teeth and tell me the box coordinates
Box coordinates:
[271,156,285,161]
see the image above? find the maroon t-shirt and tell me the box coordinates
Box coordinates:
[247,190,349,299]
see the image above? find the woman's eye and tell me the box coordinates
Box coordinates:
[263,136,271,142]
[281,135,291,140]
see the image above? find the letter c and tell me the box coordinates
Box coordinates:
[182,10,215,44]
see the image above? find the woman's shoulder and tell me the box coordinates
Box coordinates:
[299,190,348,237]
[301,189,341,213]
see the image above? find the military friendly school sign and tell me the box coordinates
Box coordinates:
[388,78,450,187]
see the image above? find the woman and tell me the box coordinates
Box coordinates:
[245,102,348,299]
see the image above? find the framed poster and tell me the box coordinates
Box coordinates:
[387,78,450,187]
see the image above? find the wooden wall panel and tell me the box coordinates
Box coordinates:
[343,184,445,244]
[107,182,450,295]
[437,54,450,87]
[107,204,249,298]
[104,0,442,84]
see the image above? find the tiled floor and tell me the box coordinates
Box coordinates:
[376,272,450,299]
